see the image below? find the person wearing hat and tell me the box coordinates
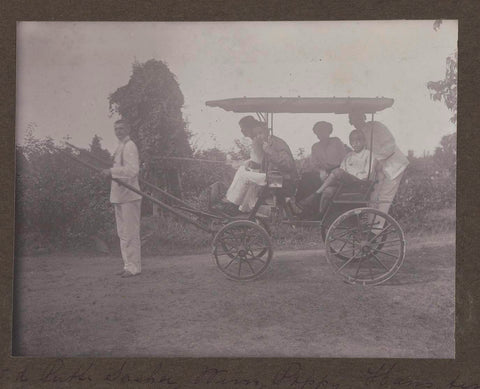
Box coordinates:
[348,112,409,214]
[289,121,346,217]
[220,115,297,215]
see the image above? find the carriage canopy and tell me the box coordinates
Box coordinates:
[205,97,394,114]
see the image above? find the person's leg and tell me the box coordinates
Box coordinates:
[319,186,338,216]
[238,183,263,212]
[226,167,266,209]
[375,171,404,214]
[225,166,250,205]
[122,199,142,275]
[114,203,128,272]
[295,172,322,202]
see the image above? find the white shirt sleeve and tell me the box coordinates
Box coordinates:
[110,141,139,179]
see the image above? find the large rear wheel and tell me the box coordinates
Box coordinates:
[325,208,405,285]
[212,220,273,281]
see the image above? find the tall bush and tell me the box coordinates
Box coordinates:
[15,133,115,252]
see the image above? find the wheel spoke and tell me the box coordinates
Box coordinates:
[330,228,353,240]
[337,239,348,253]
[250,256,266,265]
[372,248,399,258]
[245,259,256,274]
[354,256,366,279]
[238,259,242,276]
[333,247,358,256]
[330,236,356,247]
[223,256,238,270]
[368,223,394,243]
[373,239,402,247]
[367,257,375,279]
[370,252,390,270]
[337,250,363,272]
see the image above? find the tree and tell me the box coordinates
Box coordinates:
[89,134,111,162]
[433,132,456,177]
[428,21,457,124]
[109,59,192,196]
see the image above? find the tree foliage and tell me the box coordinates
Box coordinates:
[16,133,115,253]
[109,59,192,195]
[427,21,457,124]
[109,59,192,160]
[390,132,456,232]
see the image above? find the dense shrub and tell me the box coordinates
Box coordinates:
[15,135,115,253]
[15,132,456,254]
[391,134,456,232]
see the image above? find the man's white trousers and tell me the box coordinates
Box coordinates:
[114,199,142,275]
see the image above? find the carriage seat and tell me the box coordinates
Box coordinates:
[266,170,297,198]
[332,171,378,203]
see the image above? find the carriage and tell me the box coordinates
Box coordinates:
[205,97,406,285]
[63,96,406,286]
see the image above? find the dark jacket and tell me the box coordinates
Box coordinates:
[263,135,298,181]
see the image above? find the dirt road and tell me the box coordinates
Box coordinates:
[14,235,455,358]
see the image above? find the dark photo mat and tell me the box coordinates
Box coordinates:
[0,1,477,388]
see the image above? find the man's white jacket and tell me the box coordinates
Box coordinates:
[109,136,142,204]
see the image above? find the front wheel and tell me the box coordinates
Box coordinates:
[212,220,273,281]
[325,208,405,285]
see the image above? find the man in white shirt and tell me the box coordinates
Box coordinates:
[348,112,409,214]
[102,119,142,278]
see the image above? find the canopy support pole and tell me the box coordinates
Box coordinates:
[367,113,375,180]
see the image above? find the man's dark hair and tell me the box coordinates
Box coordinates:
[239,115,262,130]
[348,112,367,122]
[349,129,365,141]
[312,121,333,135]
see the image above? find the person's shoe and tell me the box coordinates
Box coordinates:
[121,271,140,278]
[286,198,303,215]
[213,201,241,216]
[116,270,127,276]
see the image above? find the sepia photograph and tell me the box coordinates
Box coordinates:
[13,20,457,358]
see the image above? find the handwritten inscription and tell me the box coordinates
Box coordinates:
[272,362,343,389]
[192,367,265,388]
[364,363,434,388]
[0,360,477,388]
[0,359,179,387]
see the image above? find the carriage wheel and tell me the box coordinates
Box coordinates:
[322,213,388,261]
[321,210,351,261]
[325,208,405,285]
[212,220,273,281]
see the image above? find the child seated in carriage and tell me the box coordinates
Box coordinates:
[290,129,375,217]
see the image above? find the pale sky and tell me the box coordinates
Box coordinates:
[16,21,457,157]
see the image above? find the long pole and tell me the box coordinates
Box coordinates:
[367,113,374,180]
[65,142,197,210]
[58,148,214,233]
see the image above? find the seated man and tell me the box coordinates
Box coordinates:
[219,116,298,215]
[291,129,374,217]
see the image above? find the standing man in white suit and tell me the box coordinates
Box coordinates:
[102,119,142,278]
[348,112,409,214]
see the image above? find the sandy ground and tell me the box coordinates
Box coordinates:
[13,234,455,358]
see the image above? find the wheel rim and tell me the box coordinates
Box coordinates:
[325,208,405,285]
[212,220,273,281]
